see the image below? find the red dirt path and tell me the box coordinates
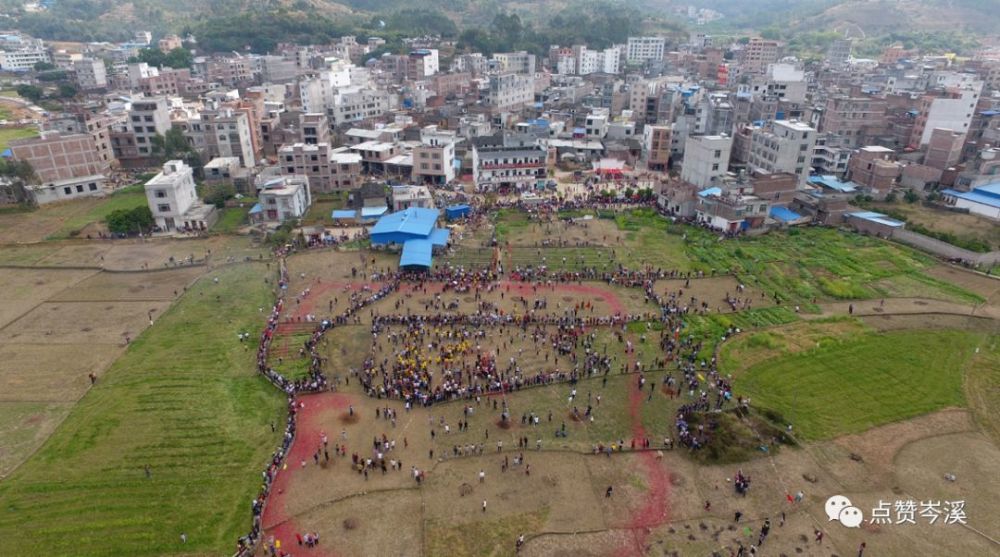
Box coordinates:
[260,392,354,557]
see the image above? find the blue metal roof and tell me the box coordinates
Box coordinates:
[400,239,433,268]
[697,187,722,198]
[371,207,439,238]
[941,186,1000,209]
[848,211,905,228]
[769,206,802,223]
[428,228,450,246]
[249,203,263,215]
[332,209,356,219]
[809,175,857,193]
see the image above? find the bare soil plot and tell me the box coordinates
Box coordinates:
[0,267,97,329]
[0,300,171,345]
[657,275,776,314]
[0,243,60,265]
[925,264,1000,303]
[503,218,624,247]
[0,343,122,402]
[49,267,202,301]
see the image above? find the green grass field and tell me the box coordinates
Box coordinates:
[213,205,251,234]
[0,127,38,152]
[729,329,983,440]
[45,184,149,240]
[0,262,285,556]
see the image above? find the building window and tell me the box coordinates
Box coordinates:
[64,187,72,195]
[76,184,84,193]
[287,167,295,173]
[89,183,97,191]
[155,189,166,198]
[711,163,719,171]
[157,204,171,212]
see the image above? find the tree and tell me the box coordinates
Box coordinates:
[0,159,38,182]
[57,83,78,99]
[36,70,69,82]
[33,61,56,71]
[884,191,898,203]
[15,84,43,102]
[203,182,236,209]
[106,206,154,235]
[904,190,920,203]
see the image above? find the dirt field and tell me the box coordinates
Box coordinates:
[48,266,202,301]
[0,236,267,270]
[0,267,97,329]
[256,247,1000,556]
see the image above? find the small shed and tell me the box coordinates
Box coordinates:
[332,209,357,222]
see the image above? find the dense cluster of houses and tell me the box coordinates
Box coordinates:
[1,26,998,235]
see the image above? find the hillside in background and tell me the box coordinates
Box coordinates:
[0,0,994,52]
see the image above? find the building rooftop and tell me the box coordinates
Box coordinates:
[941,183,1000,209]
[775,120,815,132]
[847,211,905,228]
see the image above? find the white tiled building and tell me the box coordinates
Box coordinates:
[144,160,217,231]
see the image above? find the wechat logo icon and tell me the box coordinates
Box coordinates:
[826,495,864,528]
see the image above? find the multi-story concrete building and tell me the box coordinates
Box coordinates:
[278,142,361,192]
[115,96,171,162]
[812,134,852,175]
[254,174,311,223]
[923,128,965,170]
[472,144,547,192]
[189,108,256,168]
[572,45,621,75]
[42,109,118,169]
[909,84,982,147]
[643,124,672,172]
[487,73,535,111]
[407,49,439,80]
[681,134,733,187]
[326,87,395,126]
[10,131,112,204]
[846,146,901,195]
[139,68,193,97]
[391,184,434,211]
[73,58,107,90]
[738,38,780,75]
[493,51,536,75]
[0,32,50,71]
[626,37,665,64]
[9,131,110,183]
[157,34,182,53]
[412,126,457,185]
[749,120,817,185]
[144,160,217,231]
[206,56,255,87]
[820,95,888,148]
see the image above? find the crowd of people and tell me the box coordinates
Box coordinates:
[233,198,774,556]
